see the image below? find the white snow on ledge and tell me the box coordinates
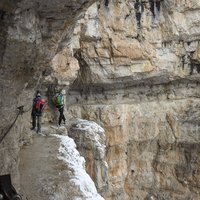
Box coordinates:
[53,134,105,200]
[70,118,106,159]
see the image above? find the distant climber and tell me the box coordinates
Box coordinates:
[54,91,66,126]
[31,91,46,133]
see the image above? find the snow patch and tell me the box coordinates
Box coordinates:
[70,119,106,158]
[53,134,105,200]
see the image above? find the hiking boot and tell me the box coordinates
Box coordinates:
[37,129,41,134]
[30,127,36,131]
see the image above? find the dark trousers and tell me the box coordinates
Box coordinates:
[58,106,66,125]
[32,114,42,132]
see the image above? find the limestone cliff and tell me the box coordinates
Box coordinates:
[0,0,200,200]
[68,1,200,199]
[0,0,95,189]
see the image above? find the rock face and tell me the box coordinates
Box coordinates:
[0,0,200,200]
[67,1,200,199]
[68,85,200,199]
[71,0,200,85]
[0,0,95,189]
[67,119,108,194]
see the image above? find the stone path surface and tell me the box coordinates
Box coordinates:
[19,125,104,200]
[19,133,60,200]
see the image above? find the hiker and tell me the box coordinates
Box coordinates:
[54,91,66,126]
[31,91,46,133]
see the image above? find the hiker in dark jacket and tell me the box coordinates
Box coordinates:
[54,91,66,126]
[31,91,46,133]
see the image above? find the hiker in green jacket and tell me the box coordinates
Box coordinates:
[55,91,66,126]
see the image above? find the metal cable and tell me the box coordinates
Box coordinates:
[0,72,45,144]
[0,106,24,144]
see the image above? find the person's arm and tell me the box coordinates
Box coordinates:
[52,95,56,105]
[32,98,36,109]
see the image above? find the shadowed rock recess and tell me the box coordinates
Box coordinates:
[0,0,200,200]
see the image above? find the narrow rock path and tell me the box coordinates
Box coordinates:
[19,125,104,200]
[68,81,200,106]
[19,133,60,200]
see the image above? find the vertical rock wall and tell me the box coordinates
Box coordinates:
[68,82,200,200]
[0,0,200,200]
[67,1,200,199]
[67,119,108,194]
[72,0,200,85]
[0,0,95,188]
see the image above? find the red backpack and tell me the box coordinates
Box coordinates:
[35,98,46,113]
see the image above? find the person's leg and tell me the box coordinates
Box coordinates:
[62,108,66,124]
[31,113,36,130]
[37,116,41,133]
[58,107,65,125]
[60,107,66,123]
[58,108,62,126]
